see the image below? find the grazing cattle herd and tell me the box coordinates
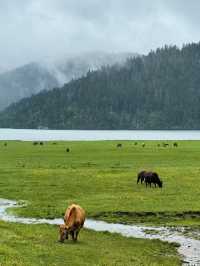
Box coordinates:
[16,140,172,241]
[115,142,178,149]
[0,139,179,248]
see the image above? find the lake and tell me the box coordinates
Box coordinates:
[0,129,200,141]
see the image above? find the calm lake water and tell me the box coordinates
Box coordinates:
[0,129,200,141]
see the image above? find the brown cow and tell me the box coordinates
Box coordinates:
[59,204,85,242]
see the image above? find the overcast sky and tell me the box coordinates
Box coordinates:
[0,0,200,69]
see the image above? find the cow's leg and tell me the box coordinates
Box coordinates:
[71,231,75,240]
[65,232,69,240]
[154,183,156,188]
[74,230,79,241]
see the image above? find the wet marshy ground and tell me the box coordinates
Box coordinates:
[0,199,199,265]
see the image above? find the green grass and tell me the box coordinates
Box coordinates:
[1,140,200,265]
[0,140,200,225]
[0,221,180,266]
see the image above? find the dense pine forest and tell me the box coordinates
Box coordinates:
[1,43,200,129]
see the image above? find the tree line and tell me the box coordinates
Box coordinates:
[1,42,200,129]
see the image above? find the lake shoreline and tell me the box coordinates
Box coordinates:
[1,129,200,141]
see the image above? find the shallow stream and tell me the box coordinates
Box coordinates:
[0,199,200,265]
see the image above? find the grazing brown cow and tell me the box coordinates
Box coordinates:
[59,204,85,242]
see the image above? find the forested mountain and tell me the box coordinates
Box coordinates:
[1,43,200,129]
[0,52,133,110]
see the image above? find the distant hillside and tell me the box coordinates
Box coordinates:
[0,63,58,111]
[1,43,200,129]
[0,52,134,110]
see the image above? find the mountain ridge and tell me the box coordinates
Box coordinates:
[0,52,135,110]
[1,43,200,129]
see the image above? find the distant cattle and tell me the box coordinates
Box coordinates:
[4,142,7,147]
[134,142,138,145]
[33,142,38,145]
[173,142,178,147]
[117,143,122,148]
[39,142,44,145]
[66,148,70,152]
[163,143,169,147]
[59,204,85,242]
[142,143,145,148]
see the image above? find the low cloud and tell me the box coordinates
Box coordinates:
[0,0,199,68]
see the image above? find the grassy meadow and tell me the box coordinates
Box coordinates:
[0,139,200,265]
[0,221,180,266]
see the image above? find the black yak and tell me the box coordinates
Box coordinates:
[137,170,146,184]
[137,171,163,188]
[144,172,163,188]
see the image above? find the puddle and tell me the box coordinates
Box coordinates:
[0,199,199,266]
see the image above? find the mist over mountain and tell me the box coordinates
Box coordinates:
[0,67,8,74]
[1,42,200,130]
[0,52,135,110]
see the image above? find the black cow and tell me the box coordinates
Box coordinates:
[137,171,163,188]
[137,170,146,184]
[173,142,178,147]
[163,143,169,147]
[117,143,122,148]
[144,172,163,188]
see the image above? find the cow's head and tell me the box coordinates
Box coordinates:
[159,180,163,188]
[59,224,67,242]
